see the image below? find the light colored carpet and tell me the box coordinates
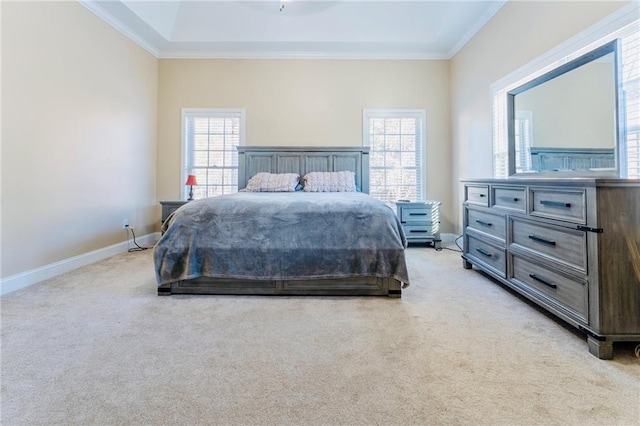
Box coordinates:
[1,244,638,425]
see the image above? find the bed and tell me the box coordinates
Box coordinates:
[154,146,409,297]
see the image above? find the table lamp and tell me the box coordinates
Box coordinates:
[185,175,198,201]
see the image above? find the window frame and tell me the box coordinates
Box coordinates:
[362,108,426,202]
[181,108,246,199]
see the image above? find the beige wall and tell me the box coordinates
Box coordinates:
[157,59,455,231]
[2,0,629,281]
[450,0,629,233]
[1,2,158,278]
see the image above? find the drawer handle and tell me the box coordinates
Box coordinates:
[528,235,556,246]
[499,196,520,202]
[475,248,492,257]
[409,212,427,216]
[409,230,429,233]
[540,200,571,208]
[478,194,486,198]
[529,274,557,289]
[475,220,492,227]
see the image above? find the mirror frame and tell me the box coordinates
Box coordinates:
[506,39,624,177]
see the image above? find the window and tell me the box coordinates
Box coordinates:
[182,109,245,199]
[363,109,425,202]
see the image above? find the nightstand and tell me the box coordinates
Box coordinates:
[396,201,441,250]
[160,200,189,227]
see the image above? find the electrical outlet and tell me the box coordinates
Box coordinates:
[122,218,129,229]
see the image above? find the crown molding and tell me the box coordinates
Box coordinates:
[77,0,161,57]
[158,50,450,60]
[447,0,507,59]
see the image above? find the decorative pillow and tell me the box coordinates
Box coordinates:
[241,172,300,192]
[303,171,357,192]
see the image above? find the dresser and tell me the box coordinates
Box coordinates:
[396,201,441,250]
[462,178,640,359]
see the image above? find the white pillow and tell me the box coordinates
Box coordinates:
[242,172,300,192]
[303,171,356,192]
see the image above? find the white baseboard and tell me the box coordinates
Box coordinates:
[439,233,461,244]
[0,232,161,296]
[1,231,459,296]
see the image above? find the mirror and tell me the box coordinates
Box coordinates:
[507,40,624,176]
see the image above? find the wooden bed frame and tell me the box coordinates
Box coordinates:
[158,146,405,298]
[529,147,615,172]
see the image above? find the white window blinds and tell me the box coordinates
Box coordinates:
[514,110,533,173]
[363,109,425,202]
[182,109,245,199]
[622,29,640,178]
[492,91,509,178]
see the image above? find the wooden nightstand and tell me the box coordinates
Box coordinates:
[160,200,189,227]
[396,201,441,250]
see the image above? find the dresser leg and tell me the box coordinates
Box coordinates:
[462,258,473,269]
[587,336,613,360]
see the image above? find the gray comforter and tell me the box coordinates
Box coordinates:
[154,192,409,286]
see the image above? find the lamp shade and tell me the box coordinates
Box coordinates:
[185,175,198,186]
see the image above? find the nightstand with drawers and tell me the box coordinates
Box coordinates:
[160,200,189,228]
[396,201,441,250]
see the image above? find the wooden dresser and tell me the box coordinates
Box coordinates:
[461,178,640,359]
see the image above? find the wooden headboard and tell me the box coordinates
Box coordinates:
[530,147,615,172]
[237,146,370,194]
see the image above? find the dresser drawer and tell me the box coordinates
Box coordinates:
[466,208,506,242]
[493,186,526,212]
[530,188,586,224]
[400,207,435,223]
[512,255,588,323]
[466,235,506,278]
[465,185,489,207]
[511,217,587,273]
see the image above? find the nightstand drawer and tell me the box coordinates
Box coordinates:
[511,217,587,273]
[530,188,586,224]
[466,208,506,242]
[400,207,435,223]
[404,225,435,239]
[512,255,587,322]
[493,186,526,212]
[465,185,489,207]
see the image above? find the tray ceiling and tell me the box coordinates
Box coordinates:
[80,0,507,59]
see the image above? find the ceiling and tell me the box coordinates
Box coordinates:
[81,0,507,59]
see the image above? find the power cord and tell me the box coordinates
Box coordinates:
[440,235,463,253]
[126,226,150,252]
[635,344,640,359]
